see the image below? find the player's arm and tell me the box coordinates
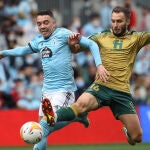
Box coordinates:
[139,32,150,47]
[79,36,102,66]
[68,33,110,82]
[68,33,88,53]
[68,33,101,65]
[0,46,34,59]
[79,36,110,82]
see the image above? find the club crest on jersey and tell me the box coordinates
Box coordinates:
[42,46,52,58]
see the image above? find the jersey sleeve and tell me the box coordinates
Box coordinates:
[89,33,100,43]
[2,46,33,57]
[137,32,150,49]
[28,35,41,53]
[79,36,102,66]
[61,28,73,43]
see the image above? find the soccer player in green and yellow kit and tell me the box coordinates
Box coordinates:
[42,6,150,145]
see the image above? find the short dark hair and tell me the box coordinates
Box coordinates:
[112,6,131,20]
[37,10,54,19]
[90,13,100,20]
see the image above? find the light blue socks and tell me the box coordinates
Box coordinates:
[33,115,88,150]
[33,120,71,150]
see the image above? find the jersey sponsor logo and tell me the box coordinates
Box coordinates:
[113,40,123,50]
[42,46,52,58]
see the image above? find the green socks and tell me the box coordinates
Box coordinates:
[56,107,77,121]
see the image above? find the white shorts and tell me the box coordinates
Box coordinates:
[39,91,75,117]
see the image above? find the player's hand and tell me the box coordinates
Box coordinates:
[68,33,80,45]
[0,51,3,59]
[97,65,110,82]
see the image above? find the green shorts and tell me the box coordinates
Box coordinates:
[86,83,136,119]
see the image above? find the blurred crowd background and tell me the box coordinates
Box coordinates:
[0,0,150,110]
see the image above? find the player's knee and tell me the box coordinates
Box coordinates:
[131,128,142,143]
[75,94,98,113]
[75,101,89,113]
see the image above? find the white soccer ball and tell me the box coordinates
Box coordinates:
[20,121,44,144]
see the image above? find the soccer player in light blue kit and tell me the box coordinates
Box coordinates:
[0,10,109,150]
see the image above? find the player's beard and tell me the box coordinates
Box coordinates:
[113,25,127,37]
[49,25,55,36]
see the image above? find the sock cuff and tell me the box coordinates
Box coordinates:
[70,104,80,117]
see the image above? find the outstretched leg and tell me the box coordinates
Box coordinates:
[42,98,90,127]
[33,114,89,150]
[33,93,95,150]
[42,93,98,125]
[119,114,142,145]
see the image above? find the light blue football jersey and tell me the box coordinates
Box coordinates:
[29,27,77,92]
[2,27,102,93]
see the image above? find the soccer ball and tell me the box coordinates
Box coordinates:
[20,121,43,144]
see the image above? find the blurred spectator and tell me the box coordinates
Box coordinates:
[17,0,38,27]
[18,0,35,19]
[79,0,95,26]
[17,11,31,27]
[0,0,7,19]
[124,0,137,30]
[0,59,11,93]
[138,7,150,31]
[82,12,104,36]
[1,16,14,37]
[52,9,62,27]
[23,65,37,84]
[22,11,39,43]
[110,0,118,7]
[17,67,26,80]
[0,27,8,51]
[29,0,38,12]
[17,87,40,110]
[75,76,86,99]
[29,72,42,100]
[73,64,86,99]
[146,87,150,105]
[0,79,16,109]
[134,44,150,75]
[74,52,87,67]
[99,0,112,30]
[23,54,39,68]
[133,86,147,105]
[11,78,25,104]
[143,74,150,105]
[4,0,19,16]
[85,62,97,87]
[69,16,83,34]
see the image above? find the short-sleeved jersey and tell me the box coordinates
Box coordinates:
[90,30,150,93]
[29,27,77,92]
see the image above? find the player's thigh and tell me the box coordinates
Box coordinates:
[110,90,142,135]
[75,92,99,112]
[119,114,142,135]
[110,89,137,119]
[75,83,112,112]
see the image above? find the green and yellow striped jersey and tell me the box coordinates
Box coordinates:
[90,30,150,93]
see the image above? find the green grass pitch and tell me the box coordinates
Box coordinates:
[0,143,150,150]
